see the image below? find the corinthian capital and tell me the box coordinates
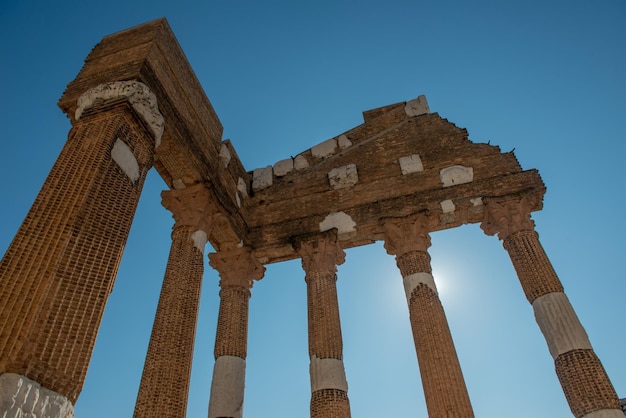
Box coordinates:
[161,183,221,235]
[481,194,540,240]
[382,212,432,256]
[297,231,346,274]
[208,246,265,289]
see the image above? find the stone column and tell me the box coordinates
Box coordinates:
[481,195,622,418]
[383,213,474,418]
[0,81,162,416]
[133,184,219,418]
[297,231,351,418]
[207,246,265,418]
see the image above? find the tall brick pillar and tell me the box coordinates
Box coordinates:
[133,184,219,418]
[383,214,474,418]
[297,231,352,418]
[482,196,622,418]
[207,246,265,418]
[0,81,163,416]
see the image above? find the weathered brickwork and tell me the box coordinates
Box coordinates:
[0,18,621,418]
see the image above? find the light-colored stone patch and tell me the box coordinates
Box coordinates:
[309,355,348,392]
[319,212,357,240]
[582,410,626,418]
[294,154,310,170]
[235,192,241,208]
[532,292,592,359]
[273,158,294,176]
[0,373,74,418]
[337,134,352,150]
[172,178,186,190]
[219,144,232,168]
[404,95,430,117]
[111,138,140,182]
[440,199,455,213]
[403,272,438,302]
[398,154,424,175]
[237,177,248,198]
[328,164,358,190]
[76,80,164,147]
[440,165,474,187]
[252,166,273,191]
[312,138,337,159]
[470,197,483,206]
[191,229,208,252]
[208,356,246,418]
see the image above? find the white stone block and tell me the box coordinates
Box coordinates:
[309,355,348,392]
[294,154,310,170]
[532,292,592,359]
[470,197,483,206]
[328,164,358,190]
[208,356,246,418]
[440,165,474,187]
[252,166,273,191]
[404,95,430,117]
[398,154,424,175]
[440,199,456,213]
[191,229,208,252]
[273,158,294,176]
[312,138,337,159]
[337,134,352,150]
[219,144,232,167]
[111,138,140,182]
[0,373,74,418]
[319,212,357,240]
[172,178,186,190]
[237,177,248,198]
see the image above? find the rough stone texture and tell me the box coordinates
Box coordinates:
[312,138,338,158]
[309,356,349,392]
[440,165,474,187]
[274,158,294,176]
[252,166,273,191]
[208,356,246,418]
[328,164,358,190]
[0,373,74,418]
[398,154,424,174]
[319,212,357,239]
[404,95,430,116]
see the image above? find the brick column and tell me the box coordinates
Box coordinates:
[482,195,622,418]
[207,246,265,418]
[0,81,162,415]
[133,184,219,418]
[383,213,474,418]
[297,231,351,418]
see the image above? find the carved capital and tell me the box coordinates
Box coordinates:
[481,194,540,240]
[75,81,165,146]
[209,247,265,289]
[297,231,346,275]
[382,213,432,256]
[161,183,221,236]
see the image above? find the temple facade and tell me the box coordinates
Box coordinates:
[0,18,622,418]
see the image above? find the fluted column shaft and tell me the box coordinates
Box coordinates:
[383,214,474,418]
[207,247,265,418]
[482,196,622,418]
[133,184,217,418]
[0,81,161,412]
[297,232,351,418]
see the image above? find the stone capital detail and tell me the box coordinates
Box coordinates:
[209,247,265,289]
[161,183,221,236]
[75,80,165,146]
[297,231,346,274]
[481,194,540,241]
[382,213,432,256]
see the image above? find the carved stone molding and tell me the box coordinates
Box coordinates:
[296,231,346,275]
[75,80,165,146]
[209,247,265,289]
[481,194,541,241]
[382,212,432,256]
[161,183,221,236]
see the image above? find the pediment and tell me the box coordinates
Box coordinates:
[244,98,544,263]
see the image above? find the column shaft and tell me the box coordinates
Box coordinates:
[0,100,156,406]
[483,197,622,418]
[298,232,351,418]
[208,247,264,418]
[384,217,473,418]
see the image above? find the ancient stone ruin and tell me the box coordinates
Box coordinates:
[0,18,623,418]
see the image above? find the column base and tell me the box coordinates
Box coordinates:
[208,355,246,418]
[0,373,74,418]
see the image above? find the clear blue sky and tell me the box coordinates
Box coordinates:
[1,1,624,417]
